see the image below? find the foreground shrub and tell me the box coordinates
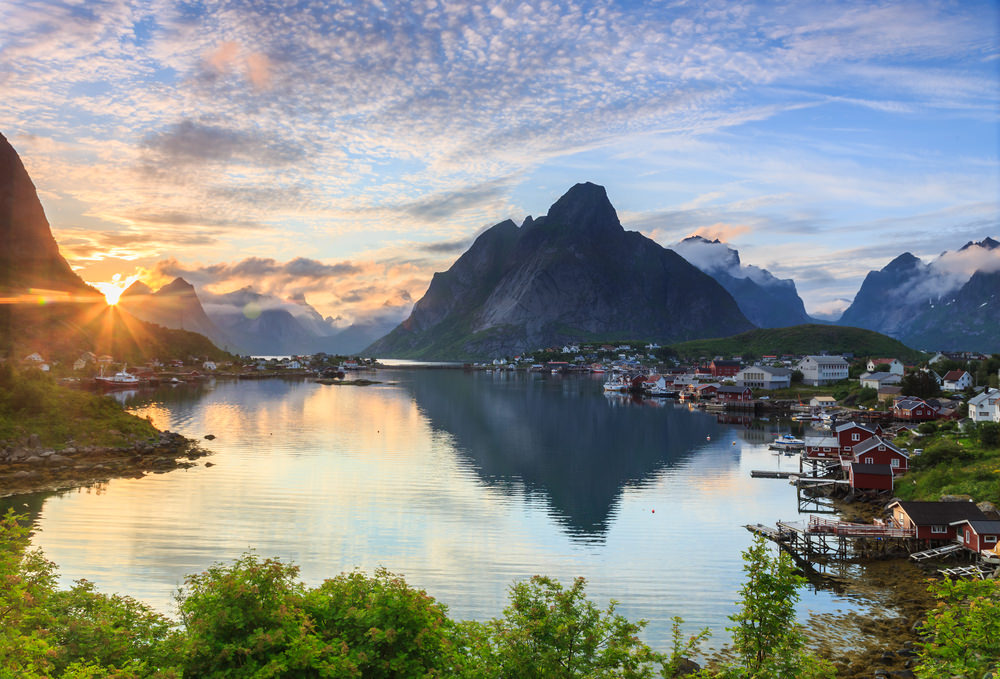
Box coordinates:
[915,578,1000,678]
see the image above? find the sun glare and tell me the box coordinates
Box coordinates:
[91,273,140,306]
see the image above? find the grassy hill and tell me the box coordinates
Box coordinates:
[669,324,926,363]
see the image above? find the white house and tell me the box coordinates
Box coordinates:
[859,372,902,390]
[866,358,904,375]
[810,395,838,408]
[735,365,792,390]
[796,355,849,386]
[968,388,1000,423]
[942,370,973,392]
[203,361,218,371]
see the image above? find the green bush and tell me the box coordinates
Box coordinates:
[917,421,939,435]
[911,440,972,470]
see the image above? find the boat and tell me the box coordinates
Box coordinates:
[95,364,141,388]
[602,376,628,392]
[768,434,804,452]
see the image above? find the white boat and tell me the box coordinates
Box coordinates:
[602,376,628,392]
[768,434,804,451]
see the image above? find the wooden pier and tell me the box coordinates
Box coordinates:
[750,470,796,478]
[747,516,917,561]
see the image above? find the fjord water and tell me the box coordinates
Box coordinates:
[11,370,872,648]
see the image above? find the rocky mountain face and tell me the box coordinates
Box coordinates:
[671,236,813,328]
[366,183,754,359]
[838,238,1000,352]
[0,133,96,294]
[119,278,238,352]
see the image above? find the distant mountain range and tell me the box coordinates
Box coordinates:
[670,236,814,328]
[366,183,754,359]
[120,278,397,356]
[837,238,1000,352]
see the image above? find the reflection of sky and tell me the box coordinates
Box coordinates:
[24,372,878,650]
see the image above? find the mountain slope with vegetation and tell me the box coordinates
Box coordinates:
[669,324,926,362]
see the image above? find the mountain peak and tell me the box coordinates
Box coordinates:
[543,182,621,235]
[960,237,999,251]
[884,252,921,272]
[159,277,196,294]
[121,280,152,297]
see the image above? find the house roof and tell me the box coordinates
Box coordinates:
[852,436,908,457]
[717,385,750,393]
[711,360,741,367]
[948,519,1000,534]
[889,501,988,525]
[942,370,968,381]
[869,358,898,365]
[895,399,935,412]
[804,436,838,448]
[850,463,893,476]
[835,421,875,433]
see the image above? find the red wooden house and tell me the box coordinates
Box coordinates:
[834,421,882,457]
[803,435,839,460]
[950,519,1000,553]
[848,436,909,474]
[716,385,752,402]
[888,501,989,542]
[848,463,894,492]
[893,397,937,422]
[709,360,741,378]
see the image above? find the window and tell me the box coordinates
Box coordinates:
[985,536,997,544]
[865,457,874,464]
[931,525,947,534]
[891,459,900,468]
[852,433,860,441]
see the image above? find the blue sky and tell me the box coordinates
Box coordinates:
[1,0,997,324]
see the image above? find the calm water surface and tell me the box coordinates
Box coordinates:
[9,369,884,649]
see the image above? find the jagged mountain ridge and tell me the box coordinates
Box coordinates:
[671,236,814,328]
[837,238,1000,352]
[366,183,755,359]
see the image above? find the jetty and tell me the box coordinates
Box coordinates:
[747,516,916,561]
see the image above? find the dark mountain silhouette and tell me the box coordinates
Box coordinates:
[0,132,227,362]
[367,183,754,359]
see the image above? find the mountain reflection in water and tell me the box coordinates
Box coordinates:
[402,370,727,539]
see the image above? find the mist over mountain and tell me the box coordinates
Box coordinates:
[670,236,814,328]
[119,277,237,352]
[366,183,754,359]
[837,238,1000,352]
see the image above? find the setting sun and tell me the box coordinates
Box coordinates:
[90,273,139,306]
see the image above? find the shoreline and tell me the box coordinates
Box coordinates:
[0,430,212,498]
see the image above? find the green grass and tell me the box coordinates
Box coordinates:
[0,367,158,449]
[893,426,1000,504]
[669,324,926,363]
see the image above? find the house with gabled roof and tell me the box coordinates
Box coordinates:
[888,500,989,542]
[968,388,1000,423]
[848,436,909,474]
[796,355,849,386]
[716,385,752,402]
[893,397,937,421]
[941,370,973,392]
[950,519,1000,554]
[866,358,904,375]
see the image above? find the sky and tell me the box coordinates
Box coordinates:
[1,0,998,326]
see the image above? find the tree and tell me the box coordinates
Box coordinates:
[176,552,317,678]
[302,568,462,678]
[915,578,1000,678]
[719,535,834,678]
[978,421,1000,449]
[790,370,804,384]
[900,371,941,399]
[478,575,662,678]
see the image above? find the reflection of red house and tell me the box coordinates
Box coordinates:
[847,436,909,474]
[716,385,752,402]
[848,463,894,492]
[950,519,1000,553]
[709,360,740,377]
[889,501,988,542]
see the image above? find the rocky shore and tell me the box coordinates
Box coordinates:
[0,430,212,498]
